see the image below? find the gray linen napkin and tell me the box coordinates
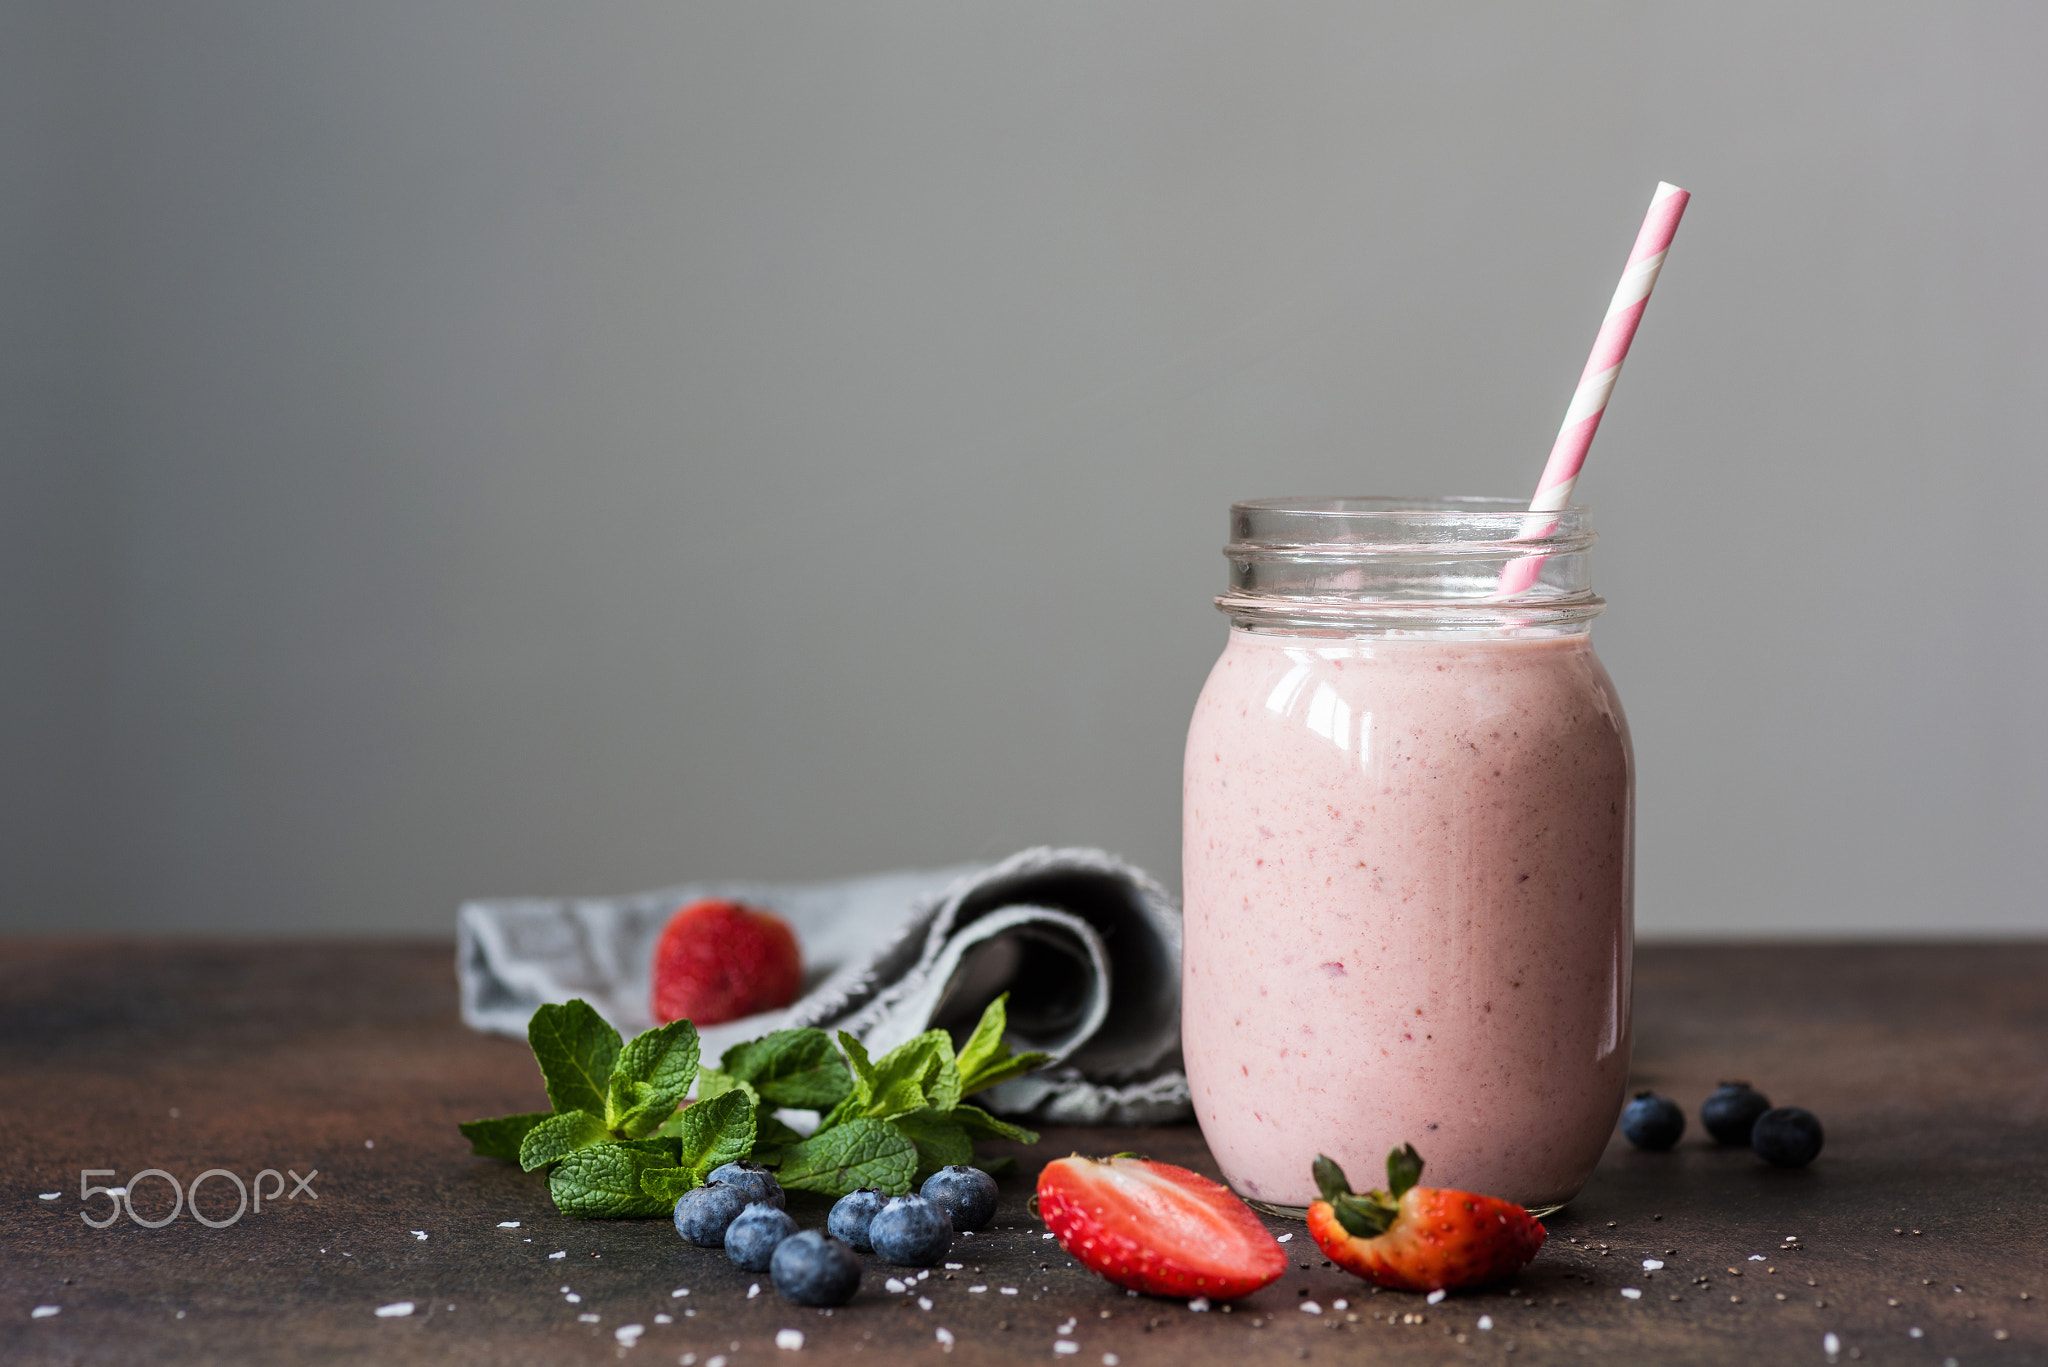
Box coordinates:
[456,846,1190,1125]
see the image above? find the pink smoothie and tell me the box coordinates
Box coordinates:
[1182,629,1633,1211]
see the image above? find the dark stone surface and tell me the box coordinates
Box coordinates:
[2,939,2043,1364]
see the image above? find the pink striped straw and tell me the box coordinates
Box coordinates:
[1496,181,1691,597]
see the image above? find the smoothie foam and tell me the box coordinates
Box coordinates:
[1182,629,1633,1211]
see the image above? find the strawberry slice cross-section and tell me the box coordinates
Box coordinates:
[1036,1155,1287,1300]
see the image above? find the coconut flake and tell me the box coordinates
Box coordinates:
[373,1302,415,1318]
[776,1328,804,1350]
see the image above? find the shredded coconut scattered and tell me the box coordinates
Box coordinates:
[748,1283,761,1299]
[31,1306,61,1319]
[1477,1315,1493,1331]
[1054,1342,1079,1356]
[655,1314,672,1324]
[1426,1289,1446,1305]
[37,1193,59,1201]
[1187,1297,1211,1312]
[548,1250,566,1260]
[672,1288,690,1297]
[1300,1301,1322,1315]
[886,1278,908,1294]
[410,1231,427,1241]
[1276,1233,1293,1243]
[944,1263,964,1270]
[577,1312,599,1323]
[497,1221,520,1228]
[1000,1287,1018,1296]
[373,1302,414,1318]
[1621,1288,1642,1300]
[968,1285,987,1293]
[776,1328,804,1350]
[934,1327,955,1349]
[614,1324,644,1346]
[565,1293,581,1304]
[918,1295,935,1311]
[1643,1259,1664,1271]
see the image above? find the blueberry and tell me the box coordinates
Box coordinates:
[868,1193,953,1266]
[1751,1107,1824,1168]
[724,1202,800,1271]
[770,1229,863,1307]
[920,1165,1000,1231]
[1620,1091,1686,1151]
[1701,1081,1773,1146]
[674,1182,750,1247]
[828,1188,889,1251]
[706,1160,786,1210]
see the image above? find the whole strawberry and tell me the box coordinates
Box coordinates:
[1038,1155,1286,1300]
[1306,1145,1544,1293]
[650,899,803,1026]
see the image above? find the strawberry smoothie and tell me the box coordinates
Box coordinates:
[1182,628,1632,1212]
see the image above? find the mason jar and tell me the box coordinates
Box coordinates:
[1181,497,1633,1215]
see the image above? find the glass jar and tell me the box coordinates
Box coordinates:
[1181,497,1632,1215]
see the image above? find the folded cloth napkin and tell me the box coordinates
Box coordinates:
[457,846,1191,1125]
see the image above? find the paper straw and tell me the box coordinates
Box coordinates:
[1496,181,1690,597]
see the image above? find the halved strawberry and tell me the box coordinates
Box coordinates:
[1036,1155,1286,1300]
[1306,1145,1545,1293]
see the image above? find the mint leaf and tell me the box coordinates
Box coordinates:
[518,1109,609,1172]
[830,1029,951,1122]
[639,1165,699,1208]
[695,1068,762,1107]
[666,1090,757,1182]
[950,1103,1039,1145]
[548,1144,674,1219]
[953,993,1053,1095]
[528,999,621,1118]
[720,1029,853,1110]
[958,1048,1052,1096]
[836,1032,878,1103]
[954,992,1013,1084]
[775,1117,918,1196]
[459,1112,551,1163]
[894,1107,973,1181]
[871,1030,953,1099]
[751,1113,804,1166]
[607,1019,701,1136]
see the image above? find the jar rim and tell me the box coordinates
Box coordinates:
[1232,494,1557,515]
[1219,494,1602,632]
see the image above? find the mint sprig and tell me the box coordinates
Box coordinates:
[459,991,1050,1216]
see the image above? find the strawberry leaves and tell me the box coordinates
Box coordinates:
[1385,1142,1424,1198]
[1312,1151,1401,1238]
[459,991,1050,1213]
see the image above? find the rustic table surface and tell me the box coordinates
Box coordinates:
[2,940,2043,1366]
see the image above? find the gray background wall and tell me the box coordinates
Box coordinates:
[4,3,2043,938]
